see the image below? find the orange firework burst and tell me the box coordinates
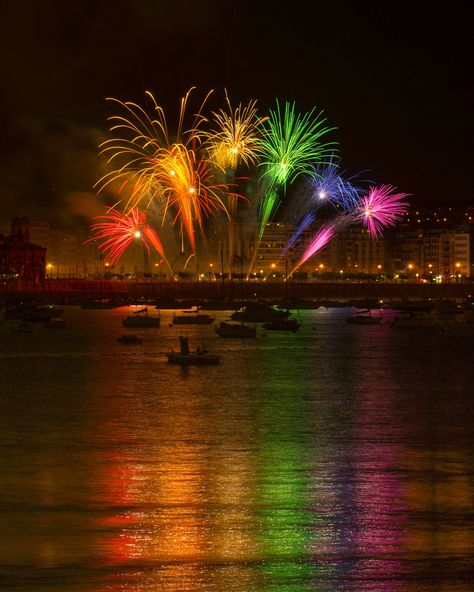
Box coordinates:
[159,144,236,251]
[95,87,213,210]
[87,207,167,266]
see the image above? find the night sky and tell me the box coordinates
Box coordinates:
[0,0,472,224]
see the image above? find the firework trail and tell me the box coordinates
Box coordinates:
[290,224,336,275]
[353,185,409,238]
[87,207,168,267]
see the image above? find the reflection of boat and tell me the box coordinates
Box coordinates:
[346,310,382,325]
[122,308,160,327]
[172,312,214,324]
[262,318,301,331]
[231,302,290,323]
[167,351,221,365]
[167,336,221,365]
[118,334,143,344]
[215,321,256,338]
[390,312,437,329]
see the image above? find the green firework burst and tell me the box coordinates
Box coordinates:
[257,100,337,189]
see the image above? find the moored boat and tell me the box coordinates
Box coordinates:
[215,321,256,338]
[122,308,160,327]
[346,310,382,325]
[172,312,214,324]
[231,302,290,323]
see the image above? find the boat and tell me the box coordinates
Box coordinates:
[118,334,143,344]
[231,302,290,323]
[5,303,63,321]
[122,308,161,327]
[172,312,214,324]
[262,318,301,331]
[166,336,221,365]
[346,310,382,325]
[214,321,256,338]
[24,305,63,321]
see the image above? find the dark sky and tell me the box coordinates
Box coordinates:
[0,0,472,223]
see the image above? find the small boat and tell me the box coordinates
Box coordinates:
[262,318,301,331]
[346,310,382,325]
[172,312,214,324]
[231,302,290,323]
[166,336,221,365]
[122,308,161,327]
[118,334,143,344]
[215,321,256,338]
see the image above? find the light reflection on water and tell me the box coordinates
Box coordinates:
[0,306,473,591]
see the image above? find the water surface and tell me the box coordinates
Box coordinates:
[1,306,473,591]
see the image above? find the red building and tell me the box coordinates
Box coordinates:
[0,217,46,282]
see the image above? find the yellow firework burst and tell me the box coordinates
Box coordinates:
[202,91,265,171]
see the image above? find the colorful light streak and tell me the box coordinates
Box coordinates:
[291,224,335,275]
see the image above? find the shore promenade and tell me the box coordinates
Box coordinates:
[2,279,472,303]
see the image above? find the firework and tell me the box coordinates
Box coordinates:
[354,185,409,238]
[158,144,235,251]
[202,91,264,171]
[286,211,317,251]
[290,224,336,275]
[95,88,213,210]
[257,100,337,189]
[309,160,364,212]
[87,207,167,266]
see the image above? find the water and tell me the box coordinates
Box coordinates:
[1,306,473,591]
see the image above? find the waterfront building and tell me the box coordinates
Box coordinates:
[0,217,46,282]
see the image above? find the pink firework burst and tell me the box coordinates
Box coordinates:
[87,207,166,265]
[355,185,409,238]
